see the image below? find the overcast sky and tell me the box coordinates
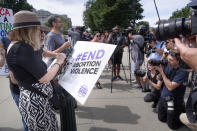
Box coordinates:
[27,0,190,27]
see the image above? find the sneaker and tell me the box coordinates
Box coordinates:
[96,82,102,89]
[131,79,137,83]
[137,85,142,89]
[117,75,123,80]
[111,76,117,81]
[142,89,151,92]
[146,89,151,92]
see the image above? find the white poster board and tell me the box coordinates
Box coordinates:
[0,8,13,76]
[57,41,116,105]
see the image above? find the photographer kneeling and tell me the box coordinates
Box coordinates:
[140,60,163,108]
[155,51,189,130]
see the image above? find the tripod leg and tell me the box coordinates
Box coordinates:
[111,59,113,93]
[128,46,132,85]
[121,63,128,83]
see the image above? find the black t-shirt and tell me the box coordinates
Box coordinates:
[147,70,159,84]
[6,42,47,87]
[161,64,189,104]
[147,70,161,93]
[109,33,125,54]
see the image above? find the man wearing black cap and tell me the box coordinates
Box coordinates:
[108,25,125,81]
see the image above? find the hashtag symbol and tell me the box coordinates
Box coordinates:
[76,53,82,61]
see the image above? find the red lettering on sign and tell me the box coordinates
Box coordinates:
[0,8,4,16]
[5,9,10,16]
[0,8,10,16]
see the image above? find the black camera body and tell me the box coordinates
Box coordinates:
[76,26,86,33]
[123,28,136,36]
[135,70,146,77]
[140,31,157,57]
[149,59,168,66]
[155,1,197,41]
[144,32,157,43]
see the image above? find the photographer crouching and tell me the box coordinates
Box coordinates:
[139,59,163,109]
[155,51,189,130]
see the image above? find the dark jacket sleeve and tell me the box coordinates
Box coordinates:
[17,44,47,80]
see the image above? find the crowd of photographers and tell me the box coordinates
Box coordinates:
[66,9,197,130]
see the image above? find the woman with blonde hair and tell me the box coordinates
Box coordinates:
[6,11,65,131]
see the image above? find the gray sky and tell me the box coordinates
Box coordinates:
[27,0,191,27]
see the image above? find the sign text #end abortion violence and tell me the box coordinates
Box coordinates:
[71,49,105,75]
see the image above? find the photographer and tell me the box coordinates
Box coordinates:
[174,34,197,131]
[82,30,92,41]
[141,60,163,108]
[155,52,189,130]
[108,25,125,81]
[161,39,174,60]
[147,28,166,60]
[68,26,81,46]
[127,28,145,88]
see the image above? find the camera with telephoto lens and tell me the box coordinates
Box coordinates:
[138,25,157,57]
[166,96,174,114]
[155,0,197,41]
[149,59,168,66]
[123,28,136,36]
[76,26,86,33]
[134,70,146,77]
[144,32,157,44]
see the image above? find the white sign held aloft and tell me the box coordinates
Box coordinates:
[55,41,116,105]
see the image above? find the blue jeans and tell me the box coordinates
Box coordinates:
[10,90,28,131]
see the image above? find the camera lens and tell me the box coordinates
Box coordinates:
[155,18,190,41]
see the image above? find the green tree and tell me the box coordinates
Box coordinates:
[170,5,190,19]
[83,0,144,32]
[136,21,149,32]
[0,0,33,14]
[44,16,72,35]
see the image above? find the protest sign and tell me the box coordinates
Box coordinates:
[0,8,13,76]
[0,8,13,37]
[57,41,116,105]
